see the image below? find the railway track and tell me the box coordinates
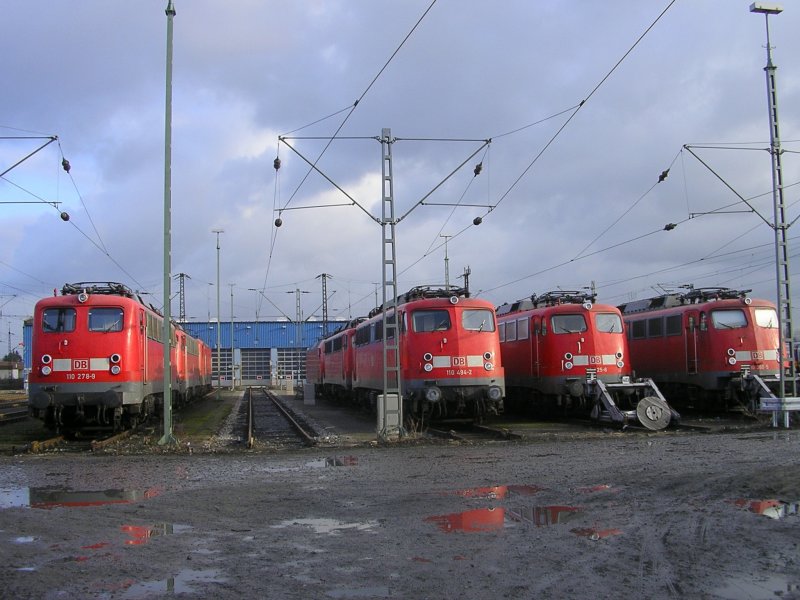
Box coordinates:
[0,401,29,426]
[243,387,317,449]
[427,423,523,443]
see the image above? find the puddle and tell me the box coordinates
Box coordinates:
[732,499,800,519]
[716,573,799,599]
[326,586,391,598]
[115,568,226,599]
[426,505,583,533]
[121,523,191,545]
[14,536,36,543]
[425,508,506,532]
[271,518,378,534]
[453,485,544,499]
[506,505,583,527]
[0,487,161,509]
[571,527,623,540]
[305,456,359,469]
[576,484,613,494]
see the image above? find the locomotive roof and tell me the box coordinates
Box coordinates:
[61,282,136,298]
[368,285,471,317]
[617,287,752,315]
[496,290,596,316]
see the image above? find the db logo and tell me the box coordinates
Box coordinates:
[73,359,89,370]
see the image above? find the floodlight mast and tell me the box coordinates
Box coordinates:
[750,1,795,427]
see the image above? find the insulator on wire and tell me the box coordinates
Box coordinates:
[274,157,281,170]
[473,162,483,177]
[60,212,70,222]
[62,158,71,173]
[663,223,676,231]
[473,216,483,226]
[658,169,669,183]
[275,217,283,228]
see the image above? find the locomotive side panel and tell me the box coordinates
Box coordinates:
[620,292,782,409]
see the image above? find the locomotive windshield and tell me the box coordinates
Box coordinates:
[710,309,747,330]
[42,308,76,333]
[462,309,496,332]
[754,307,778,329]
[412,309,451,332]
[595,313,623,333]
[88,307,124,332]
[552,314,587,334]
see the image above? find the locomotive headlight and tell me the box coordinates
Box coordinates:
[41,365,52,376]
[424,386,442,403]
[564,352,573,361]
[565,361,574,370]
[728,357,737,366]
[423,363,433,372]
[423,353,433,362]
[483,351,493,360]
[41,354,52,365]
[727,348,736,357]
[615,352,623,359]
[487,386,503,401]
[110,353,122,364]
[617,360,624,368]
[110,365,122,375]
[484,362,494,371]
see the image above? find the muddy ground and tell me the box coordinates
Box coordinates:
[1,410,799,598]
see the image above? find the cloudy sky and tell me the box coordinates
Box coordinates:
[2,0,799,340]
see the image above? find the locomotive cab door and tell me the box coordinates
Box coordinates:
[532,316,541,379]
[685,311,699,375]
[140,309,148,384]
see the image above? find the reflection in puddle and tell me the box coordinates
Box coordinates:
[121,523,191,545]
[425,508,505,533]
[571,527,623,540]
[425,505,583,533]
[0,487,161,509]
[115,568,227,599]
[576,484,612,494]
[732,499,800,520]
[453,485,544,499]
[14,536,36,543]
[272,518,378,534]
[305,456,359,469]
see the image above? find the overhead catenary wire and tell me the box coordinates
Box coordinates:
[399,0,680,279]
[260,0,439,304]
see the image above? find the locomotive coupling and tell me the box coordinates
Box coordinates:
[486,386,503,402]
[424,386,443,403]
[31,391,54,410]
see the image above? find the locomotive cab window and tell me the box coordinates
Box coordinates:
[711,309,746,330]
[88,307,124,332]
[42,308,77,333]
[412,309,451,333]
[595,313,622,333]
[754,307,778,329]
[462,309,495,332]
[552,314,587,334]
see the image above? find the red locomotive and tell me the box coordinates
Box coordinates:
[618,287,785,412]
[28,282,212,432]
[497,291,678,430]
[307,286,505,425]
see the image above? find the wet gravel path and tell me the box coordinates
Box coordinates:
[1,429,799,599]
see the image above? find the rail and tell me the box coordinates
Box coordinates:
[264,389,317,446]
